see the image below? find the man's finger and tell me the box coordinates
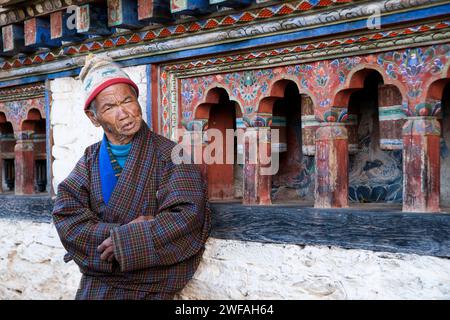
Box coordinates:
[97,242,106,253]
[100,246,114,261]
[97,237,112,253]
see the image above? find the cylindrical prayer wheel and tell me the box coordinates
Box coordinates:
[301,115,318,156]
[378,85,405,150]
[346,113,358,154]
[301,95,317,156]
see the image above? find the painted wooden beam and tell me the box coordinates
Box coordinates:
[1,24,34,55]
[137,0,173,23]
[50,10,87,42]
[24,17,61,48]
[209,0,252,8]
[170,0,212,16]
[209,203,450,258]
[0,194,54,222]
[107,0,144,29]
[76,3,114,36]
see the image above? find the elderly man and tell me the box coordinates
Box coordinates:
[53,55,211,300]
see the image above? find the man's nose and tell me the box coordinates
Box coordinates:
[116,104,129,121]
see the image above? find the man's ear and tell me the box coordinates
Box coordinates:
[85,110,101,127]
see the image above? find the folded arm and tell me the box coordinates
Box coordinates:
[110,160,211,273]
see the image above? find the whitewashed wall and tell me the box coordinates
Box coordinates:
[0,219,449,300]
[50,65,148,192]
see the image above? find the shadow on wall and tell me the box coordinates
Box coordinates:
[440,82,450,207]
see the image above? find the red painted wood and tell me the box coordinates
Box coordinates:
[403,118,441,212]
[14,136,35,195]
[314,124,349,208]
[207,102,235,200]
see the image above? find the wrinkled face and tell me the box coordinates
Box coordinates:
[86,83,142,145]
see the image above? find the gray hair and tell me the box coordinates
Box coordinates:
[88,100,97,117]
[88,85,138,118]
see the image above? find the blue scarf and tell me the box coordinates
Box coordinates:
[99,135,118,206]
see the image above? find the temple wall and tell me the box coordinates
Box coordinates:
[0,218,449,300]
[49,65,148,192]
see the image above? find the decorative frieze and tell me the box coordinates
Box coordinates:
[0,2,449,73]
[0,83,45,102]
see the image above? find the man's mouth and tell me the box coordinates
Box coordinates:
[122,121,135,131]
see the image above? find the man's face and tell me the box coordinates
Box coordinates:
[86,83,142,145]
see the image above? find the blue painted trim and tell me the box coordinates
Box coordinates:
[146,64,152,129]
[0,69,80,88]
[44,81,52,195]
[0,3,449,88]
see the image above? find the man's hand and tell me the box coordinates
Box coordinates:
[128,215,155,224]
[98,237,115,262]
[97,215,154,262]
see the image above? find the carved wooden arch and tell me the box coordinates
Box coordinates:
[0,110,15,134]
[0,105,15,130]
[333,65,406,108]
[0,112,9,125]
[193,85,244,120]
[21,108,45,132]
[0,99,46,134]
[256,76,317,115]
[423,61,450,103]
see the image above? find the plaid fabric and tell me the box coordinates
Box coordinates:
[53,122,211,300]
[75,275,175,300]
[105,140,123,177]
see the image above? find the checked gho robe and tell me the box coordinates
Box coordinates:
[53,122,211,299]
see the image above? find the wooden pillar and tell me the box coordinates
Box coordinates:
[243,127,272,205]
[14,131,35,195]
[314,122,348,208]
[402,117,440,212]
